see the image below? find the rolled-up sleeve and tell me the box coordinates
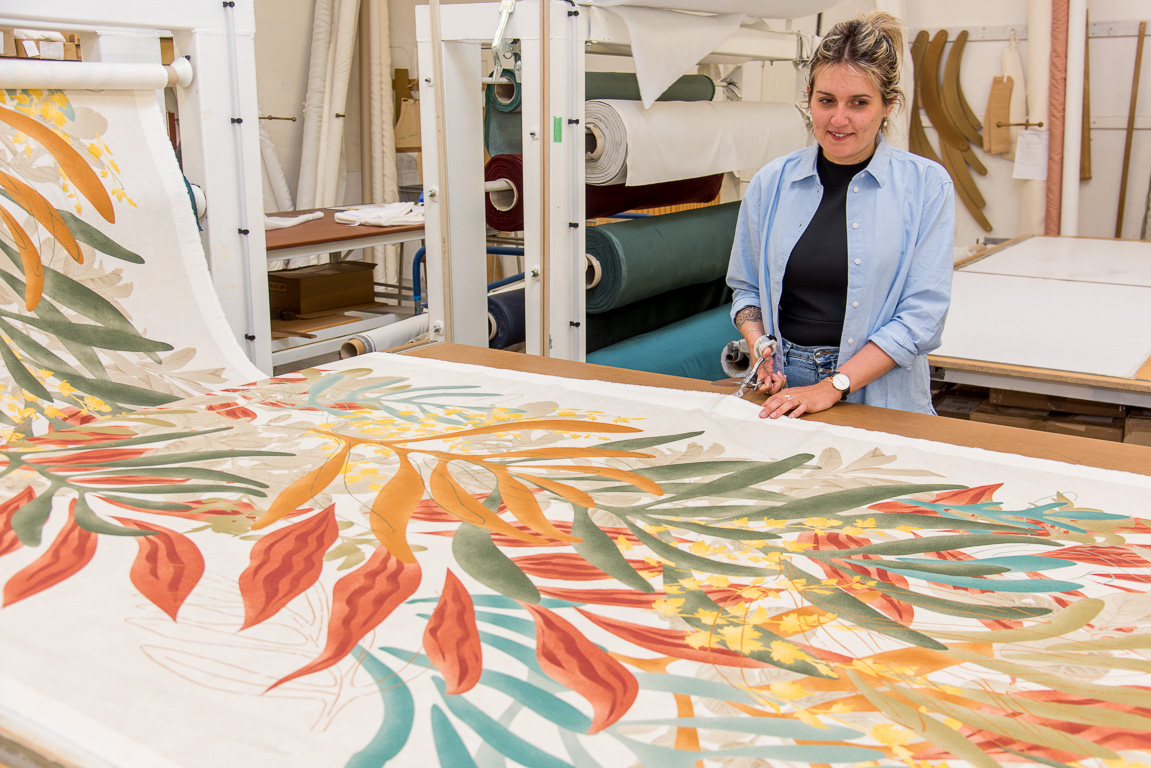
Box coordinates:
[868,170,955,369]
[727,178,764,326]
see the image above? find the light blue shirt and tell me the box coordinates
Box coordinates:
[727,136,954,414]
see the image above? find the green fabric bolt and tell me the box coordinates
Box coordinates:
[586,305,740,381]
[585,277,730,353]
[585,202,740,314]
[483,71,715,156]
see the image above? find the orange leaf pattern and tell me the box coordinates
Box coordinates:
[2,501,95,606]
[423,569,482,694]
[114,517,205,621]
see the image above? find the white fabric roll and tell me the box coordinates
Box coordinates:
[258,104,295,212]
[0,60,172,90]
[333,202,424,227]
[585,99,806,187]
[1061,0,1087,236]
[339,314,430,357]
[1020,0,1051,235]
[580,0,838,17]
[296,0,334,209]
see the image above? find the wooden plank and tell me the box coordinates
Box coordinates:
[920,30,971,151]
[930,354,1151,393]
[1116,21,1146,237]
[1136,353,1151,381]
[401,344,1151,477]
[941,29,983,145]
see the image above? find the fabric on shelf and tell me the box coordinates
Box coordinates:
[586,304,739,380]
[578,0,839,15]
[333,202,424,227]
[483,71,715,157]
[584,99,806,186]
[585,202,740,313]
[483,153,722,232]
[487,288,526,349]
[585,276,731,353]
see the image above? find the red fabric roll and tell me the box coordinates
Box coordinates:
[484,154,723,232]
[1045,0,1070,235]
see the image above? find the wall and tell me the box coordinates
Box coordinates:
[253,0,1151,244]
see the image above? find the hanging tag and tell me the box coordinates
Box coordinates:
[1012,130,1048,180]
[553,115,563,143]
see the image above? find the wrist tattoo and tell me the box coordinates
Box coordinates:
[734,306,762,330]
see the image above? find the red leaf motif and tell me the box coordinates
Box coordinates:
[1039,546,1151,569]
[205,401,258,421]
[537,586,663,608]
[239,505,339,630]
[24,448,150,466]
[113,517,205,620]
[268,546,421,690]
[72,476,190,486]
[869,483,1003,514]
[523,602,638,734]
[0,487,34,558]
[576,608,775,669]
[423,569,482,694]
[513,553,614,581]
[3,501,96,606]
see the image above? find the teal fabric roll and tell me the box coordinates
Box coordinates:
[586,305,739,381]
[483,71,715,157]
[585,202,740,313]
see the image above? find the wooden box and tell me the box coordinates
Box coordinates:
[989,388,1125,419]
[1046,412,1125,442]
[268,261,376,316]
[970,402,1048,431]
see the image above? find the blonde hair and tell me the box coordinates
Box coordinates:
[807,11,905,120]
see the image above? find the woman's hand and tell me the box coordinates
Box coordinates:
[755,363,786,396]
[759,381,840,419]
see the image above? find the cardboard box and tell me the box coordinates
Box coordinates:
[1045,412,1125,442]
[268,261,376,316]
[1125,410,1151,447]
[989,388,1125,419]
[970,402,1048,431]
[934,393,986,420]
[1,29,15,58]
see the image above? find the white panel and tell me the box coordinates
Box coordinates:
[936,271,1151,379]
[963,236,1151,287]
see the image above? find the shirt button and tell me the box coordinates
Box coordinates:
[853,186,860,193]
[851,222,859,229]
[847,338,855,345]
[852,301,860,308]
[854,258,861,265]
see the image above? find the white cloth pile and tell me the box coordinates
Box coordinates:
[334,202,425,227]
[263,211,325,230]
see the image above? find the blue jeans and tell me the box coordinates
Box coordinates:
[780,338,839,388]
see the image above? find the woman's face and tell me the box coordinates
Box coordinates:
[809,64,891,165]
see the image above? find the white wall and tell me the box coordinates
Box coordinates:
[253,0,1151,243]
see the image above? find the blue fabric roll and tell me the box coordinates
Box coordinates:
[487,288,526,349]
[586,305,739,381]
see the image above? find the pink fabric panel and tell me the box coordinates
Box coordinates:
[1046,0,1069,235]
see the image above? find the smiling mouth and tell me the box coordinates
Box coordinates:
[829,131,853,139]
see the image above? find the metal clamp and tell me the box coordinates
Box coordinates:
[492,0,518,79]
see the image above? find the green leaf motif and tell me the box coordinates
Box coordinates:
[452,522,540,604]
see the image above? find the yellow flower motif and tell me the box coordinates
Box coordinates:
[56,380,77,397]
[687,540,719,556]
[794,709,827,729]
[651,597,685,616]
[871,723,915,746]
[768,680,808,701]
[685,630,717,650]
[768,640,813,665]
[719,624,766,654]
[854,517,876,527]
[614,535,632,552]
[87,142,103,159]
[692,608,722,624]
[783,539,814,552]
[706,574,732,588]
[803,517,844,529]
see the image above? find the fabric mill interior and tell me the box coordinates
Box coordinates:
[3,2,1151,767]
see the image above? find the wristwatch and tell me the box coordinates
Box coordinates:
[826,370,851,400]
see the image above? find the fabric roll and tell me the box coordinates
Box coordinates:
[585,202,740,313]
[584,99,805,186]
[586,305,740,381]
[1046,0,1070,235]
[487,288,526,349]
[484,153,722,232]
[483,71,716,157]
[338,314,430,357]
[586,277,730,352]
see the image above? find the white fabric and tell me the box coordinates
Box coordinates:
[961,236,1151,287]
[333,202,425,227]
[258,104,294,213]
[937,270,1151,379]
[1001,33,1026,161]
[595,7,747,108]
[1020,0,1051,235]
[295,0,334,209]
[579,0,838,16]
[263,211,324,230]
[363,0,401,283]
[1061,0,1087,236]
[585,99,806,186]
[316,0,362,208]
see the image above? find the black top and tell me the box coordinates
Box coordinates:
[778,149,871,347]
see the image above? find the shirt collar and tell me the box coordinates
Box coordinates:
[787,134,893,187]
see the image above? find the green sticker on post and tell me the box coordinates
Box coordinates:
[553,115,563,143]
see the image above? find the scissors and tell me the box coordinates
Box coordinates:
[732,355,768,399]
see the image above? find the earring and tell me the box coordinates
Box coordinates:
[882,117,889,128]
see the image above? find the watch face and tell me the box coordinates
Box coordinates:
[831,373,850,391]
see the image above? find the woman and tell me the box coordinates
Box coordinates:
[727,11,954,418]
